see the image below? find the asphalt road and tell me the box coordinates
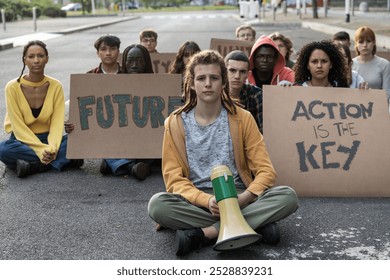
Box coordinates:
[0,9,389,265]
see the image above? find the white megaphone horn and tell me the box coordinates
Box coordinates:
[211,165,260,251]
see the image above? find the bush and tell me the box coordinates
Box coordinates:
[22,7,42,18]
[0,0,65,22]
[43,7,66,18]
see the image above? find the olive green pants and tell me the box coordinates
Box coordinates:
[148,186,298,231]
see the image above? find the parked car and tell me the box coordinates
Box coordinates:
[61,3,82,11]
[190,0,204,6]
[118,1,139,10]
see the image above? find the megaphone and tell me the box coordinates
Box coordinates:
[211,165,261,251]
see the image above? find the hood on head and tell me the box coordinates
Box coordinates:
[248,35,286,72]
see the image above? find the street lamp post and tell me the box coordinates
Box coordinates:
[91,0,96,15]
[324,0,328,18]
[1,9,5,32]
[345,0,350,23]
[351,0,354,16]
[33,6,37,32]
[296,0,301,19]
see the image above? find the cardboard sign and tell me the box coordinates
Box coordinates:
[263,85,390,197]
[210,38,254,57]
[150,53,176,73]
[66,74,182,159]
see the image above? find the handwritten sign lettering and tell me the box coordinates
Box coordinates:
[150,53,176,73]
[67,74,182,159]
[209,38,254,57]
[263,85,390,197]
[77,94,181,130]
[296,140,360,172]
[291,100,373,121]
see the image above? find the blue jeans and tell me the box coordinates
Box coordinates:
[0,133,71,171]
[105,159,135,175]
[104,159,155,175]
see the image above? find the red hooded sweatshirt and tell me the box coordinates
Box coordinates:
[248,35,294,87]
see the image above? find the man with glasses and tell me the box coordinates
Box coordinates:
[248,35,294,89]
[235,25,256,42]
[139,29,158,53]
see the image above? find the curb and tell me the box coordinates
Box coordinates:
[55,16,138,35]
[239,14,390,50]
[301,21,390,50]
[0,16,139,51]
[0,42,13,50]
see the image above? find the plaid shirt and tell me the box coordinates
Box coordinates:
[239,83,263,133]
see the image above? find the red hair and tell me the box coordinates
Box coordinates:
[354,26,376,55]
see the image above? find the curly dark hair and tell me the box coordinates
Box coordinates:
[294,40,349,87]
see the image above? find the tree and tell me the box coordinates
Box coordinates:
[75,0,92,14]
[312,0,318,19]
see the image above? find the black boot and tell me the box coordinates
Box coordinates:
[16,159,50,178]
[68,159,84,168]
[99,159,111,175]
[175,228,211,256]
[128,162,150,181]
[256,222,281,245]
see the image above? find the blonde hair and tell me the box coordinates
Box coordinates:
[235,25,256,39]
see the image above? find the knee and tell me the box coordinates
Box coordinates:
[0,141,12,163]
[0,142,5,160]
[274,185,299,213]
[148,192,173,222]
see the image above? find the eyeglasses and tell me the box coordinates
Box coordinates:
[141,38,156,44]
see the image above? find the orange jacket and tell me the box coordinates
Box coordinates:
[162,107,276,208]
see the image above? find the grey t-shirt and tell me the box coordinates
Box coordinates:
[352,55,390,99]
[182,107,244,189]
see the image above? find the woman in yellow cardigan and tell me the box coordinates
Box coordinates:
[0,40,82,178]
[148,50,298,256]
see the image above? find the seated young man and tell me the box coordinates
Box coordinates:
[148,50,299,256]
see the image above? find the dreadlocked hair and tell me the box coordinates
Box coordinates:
[17,40,48,83]
[293,40,349,88]
[121,44,154,74]
[176,50,237,115]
